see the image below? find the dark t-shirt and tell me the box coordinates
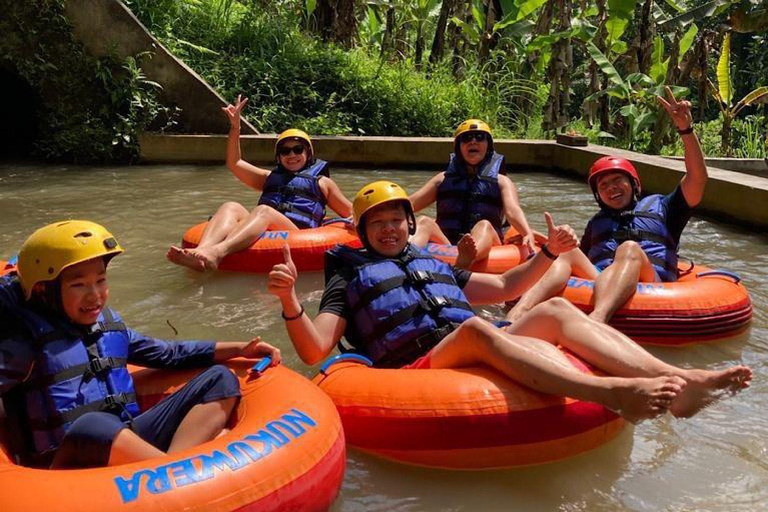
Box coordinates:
[580,185,693,258]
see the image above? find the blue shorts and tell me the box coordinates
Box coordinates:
[55,365,240,468]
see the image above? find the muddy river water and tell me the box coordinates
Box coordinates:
[1,162,766,511]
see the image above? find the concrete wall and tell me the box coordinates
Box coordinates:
[63,0,257,134]
[138,134,768,229]
[138,133,557,169]
[667,156,768,178]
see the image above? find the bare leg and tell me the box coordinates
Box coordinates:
[590,241,658,323]
[456,220,501,269]
[167,397,238,453]
[507,249,597,322]
[411,216,450,248]
[507,298,753,418]
[106,429,166,466]
[428,317,684,423]
[167,202,249,271]
[192,205,299,270]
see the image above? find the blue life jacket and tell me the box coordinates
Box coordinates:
[0,278,139,458]
[586,194,679,282]
[258,159,329,229]
[327,244,476,368]
[435,152,506,244]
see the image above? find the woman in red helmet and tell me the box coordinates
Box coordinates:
[508,87,708,324]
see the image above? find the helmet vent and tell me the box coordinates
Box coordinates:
[48,267,54,274]
[74,231,93,238]
[363,189,374,196]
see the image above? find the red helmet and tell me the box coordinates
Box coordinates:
[588,156,641,203]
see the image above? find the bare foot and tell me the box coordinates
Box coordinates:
[455,234,478,270]
[670,366,752,418]
[192,246,221,271]
[607,375,686,424]
[167,246,206,272]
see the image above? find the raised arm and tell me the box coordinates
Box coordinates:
[499,175,536,254]
[267,246,344,365]
[657,86,707,207]
[223,95,271,191]
[462,213,578,304]
[408,172,444,212]
[320,177,353,217]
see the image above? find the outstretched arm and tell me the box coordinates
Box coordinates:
[267,246,344,365]
[223,95,271,191]
[463,213,578,304]
[409,173,444,212]
[499,175,535,253]
[213,339,281,366]
[657,86,707,207]
[320,177,353,217]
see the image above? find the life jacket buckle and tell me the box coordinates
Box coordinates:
[103,392,128,412]
[424,296,450,311]
[407,270,433,285]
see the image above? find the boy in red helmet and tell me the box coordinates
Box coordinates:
[508,87,708,323]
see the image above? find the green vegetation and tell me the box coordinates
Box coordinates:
[4,0,767,160]
[0,0,176,163]
[124,0,766,157]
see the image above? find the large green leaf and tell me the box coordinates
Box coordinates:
[679,24,698,57]
[494,0,547,31]
[663,0,686,13]
[606,0,635,46]
[716,32,733,106]
[658,0,733,32]
[306,0,316,16]
[734,86,768,115]
[649,36,667,84]
[587,42,625,86]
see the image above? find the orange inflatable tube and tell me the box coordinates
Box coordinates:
[181,221,360,273]
[561,265,753,345]
[427,229,546,273]
[0,260,13,277]
[0,360,345,512]
[314,353,625,470]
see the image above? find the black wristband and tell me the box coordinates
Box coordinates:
[540,244,557,260]
[282,304,305,321]
[678,126,694,135]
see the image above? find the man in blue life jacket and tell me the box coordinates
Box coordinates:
[167,94,352,272]
[0,220,280,468]
[409,119,537,269]
[267,181,751,425]
[507,87,708,324]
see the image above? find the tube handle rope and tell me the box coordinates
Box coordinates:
[696,270,742,284]
[319,353,373,375]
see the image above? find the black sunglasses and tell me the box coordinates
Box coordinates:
[459,132,487,144]
[277,145,306,156]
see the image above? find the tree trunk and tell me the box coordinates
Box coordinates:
[637,0,655,75]
[312,0,359,47]
[721,114,733,156]
[478,0,499,64]
[429,0,457,66]
[584,0,607,127]
[381,5,395,59]
[415,20,425,70]
[451,0,472,78]
[542,0,573,133]
[395,19,409,61]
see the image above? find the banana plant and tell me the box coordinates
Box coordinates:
[585,42,689,149]
[708,32,768,156]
